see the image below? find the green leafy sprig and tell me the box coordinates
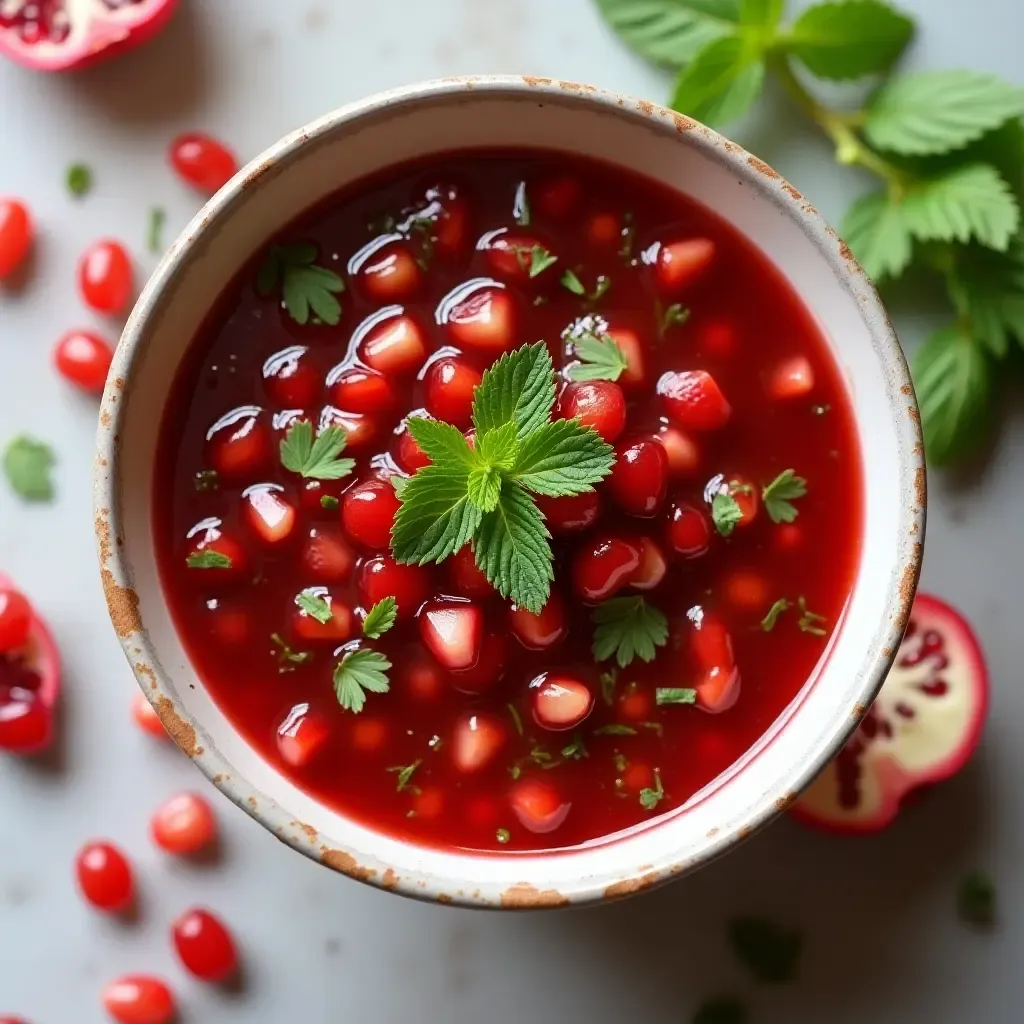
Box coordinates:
[257,243,346,326]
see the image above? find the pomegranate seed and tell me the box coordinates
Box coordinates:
[292,591,354,642]
[131,691,166,739]
[277,704,331,767]
[774,523,803,552]
[424,357,481,428]
[412,786,445,819]
[172,907,239,982]
[608,437,669,517]
[725,569,771,612]
[329,365,397,412]
[658,370,732,431]
[666,502,712,558]
[711,475,759,527]
[768,355,815,400]
[320,407,377,449]
[0,693,50,753]
[205,406,271,480]
[78,239,133,314]
[185,521,247,579]
[359,243,422,303]
[205,602,251,646]
[530,673,594,731]
[359,555,431,619]
[444,286,516,352]
[169,132,238,192]
[536,490,601,534]
[395,418,431,472]
[621,761,655,794]
[0,198,32,279]
[342,478,400,549]
[509,593,567,650]
[76,841,134,912]
[52,330,114,394]
[533,176,581,220]
[690,613,741,713]
[0,587,31,653]
[618,683,654,721]
[656,426,701,477]
[449,632,509,694]
[654,237,716,295]
[400,648,446,701]
[101,976,175,1024]
[242,484,297,546]
[606,326,646,389]
[262,346,319,408]
[418,183,471,257]
[484,232,557,282]
[351,717,388,752]
[359,313,427,375]
[451,712,506,773]
[509,778,571,834]
[446,545,493,598]
[572,534,642,602]
[586,212,620,246]
[699,318,738,359]
[419,598,483,670]
[301,528,356,582]
[560,380,626,442]
[150,792,217,855]
[631,537,667,590]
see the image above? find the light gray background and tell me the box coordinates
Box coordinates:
[0,1,1020,1021]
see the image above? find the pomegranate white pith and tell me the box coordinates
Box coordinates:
[792,593,988,834]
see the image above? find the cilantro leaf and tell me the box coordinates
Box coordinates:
[391,464,483,564]
[387,759,422,792]
[728,917,802,983]
[296,588,332,623]
[257,243,345,325]
[842,190,913,281]
[186,550,232,569]
[670,35,766,128]
[656,687,697,705]
[408,418,478,468]
[711,491,743,537]
[600,667,618,706]
[67,163,93,197]
[790,1,914,81]
[760,597,792,631]
[864,71,1024,157]
[280,421,355,480]
[592,596,670,668]
[3,436,55,502]
[761,469,807,523]
[567,332,630,382]
[958,871,996,926]
[693,997,748,1024]
[362,597,397,638]
[512,419,615,498]
[472,342,556,440]
[333,648,391,714]
[639,770,664,810]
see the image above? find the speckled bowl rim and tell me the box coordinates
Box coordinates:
[94,75,925,909]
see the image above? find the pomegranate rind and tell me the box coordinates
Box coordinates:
[0,0,179,72]
[791,593,988,835]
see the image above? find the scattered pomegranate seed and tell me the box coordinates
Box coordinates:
[656,426,701,477]
[618,682,654,721]
[530,673,594,731]
[342,477,400,549]
[359,243,422,303]
[484,231,557,283]
[351,716,388,752]
[451,712,506,773]
[169,132,238,193]
[713,475,759,527]
[533,176,581,220]
[621,761,655,794]
[0,587,31,653]
[419,598,483,670]
[101,976,175,1024]
[444,286,516,352]
[172,907,239,982]
[449,633,509,694]
[359,555,431,619]
[277,704,331,767]
[185,521,247,580]
[359,313,427,375]
[654,237,716,295]
[242,484,297,546]
[330,365,397,413]
[509,593,567,650]
[75,841,134,913]
[657,370,732,431]
[572,534,642,602]
[400,648,446,701]
[395,419,431,473]
[699,318,739,359]
[509,777,571,834]
[446,545,493,598]
[690,613,741,713]
[560,380,626,442]
[131,691,166,739]
[424,357,481,428]
[0,198,32,279]
[666,501,712,558]
[774,523,804,552]
[630,537,667,590]
[586,212,620,247]
[412,786,445,819]
[150,792,218,855]
[262,345,320,408]
[78,239,133,314]
[606,326,646,389]
[53,329,114,395]
[301,528,356,583]
[205,406,271,481]
[205,602,251,647]
[725,569,771,612]
[536,490,601,534]
[292,591,354,642]
[768,355,816,400]
[607,437,669,517]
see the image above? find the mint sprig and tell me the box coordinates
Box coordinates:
[391,342,614,613]
[592,596,670,668]
[257,243,345,326]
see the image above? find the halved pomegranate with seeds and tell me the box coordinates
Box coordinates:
[530,672,594,731]
[0,0,179,72]
[792,594,988,835]
[419,598,483,671]
[510,777,571,834]
[0,576,59,755]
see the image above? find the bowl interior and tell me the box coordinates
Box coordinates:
[95,78,923,908]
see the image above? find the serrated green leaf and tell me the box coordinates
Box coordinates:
[472,341,556,439]
[914,325,993,465]
[903,163,1019,251]
[257,243,345,325]
[467,465,503,512]
[567,332,630,382]
[362,597,398,638]
[3,436,55,502]
[390,464,482,564]
[594,0,740,69]
[761,468,807,523]
[790,1,914,81]
[592,596,670,668]
[407,418,478,467]
[864,71,1024,156]
[711,491,743,536]
[842,189,913,280]
[280,421,355,480]
[739,0,782,29]
[512,419,615,498]
[296,589,333,623]
[474,481,553,614]
[186,550,232,569]
[671,35,766,127]
[476,419,520,469]
[333,648,391,714]
[951,236,1024,356]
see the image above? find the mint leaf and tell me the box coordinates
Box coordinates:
[671,35,765,127]
[738,0,782,29]
[257,243,345,325]
[67,163,93,197]
[711,491,743,537]
[903,164,1019,251]
[567,332,630,382]
[729,917,802,984]
[391,463,483,564]
[186,550,232,569]
[594,0,740,69]
[951,236,1024,356]
[694,997,748,1024]
[3,436,55,502]
[639,770,664,810]
[467,465,503,512]
[512,419,615,498]
[363,596,398,638]
[474,481,554,614]
[280,421,355,480]
[914,325,992,465]
[761,469,807,523]
[296,588,332,623]
[842,190,913,281]
[790,1,913,81]
[408,418,478,468]
[656,687,697,705]
[472,341,556,440]
[333,648,391,714]
[592,596,670,668]
[760,597,792,631]
[476,419,520,469]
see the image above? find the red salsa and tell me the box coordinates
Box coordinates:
[154,150,862,852]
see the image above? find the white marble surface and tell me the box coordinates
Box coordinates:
[1,1,1022,1021]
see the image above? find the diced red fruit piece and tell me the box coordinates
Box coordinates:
[690,613,740,714]
[451,712,506,773]
[320,407,377,449]
[424,357,481,428]
[342,478,400,549]
[621,761,655,794]
[606,327,646,389]
[132,691,167,738]
[530,673,595,732]
[395,422,431,473]
[658,370,731,431]
[426,186,471,258]
[654,237,716,295]
[536,490,601,535]
[330,366,397,413]
[53,329,114,394]
[297,479,343,515]
[359,314,427,375]
[172,908,239,983]
[419,599,483,671]
[292,593,354,642]
[186,522,247,576]
[445,287,516,352]
[75,841,134,913]
[533,176,581,220]
[774,523,803,552]
[360,243,422,303]
[699,319,738,359]
[656,426,701,477]
[510,592,567,650]
[608,437,669,517]
[150,792,218,855]
[101,976,176,1024]
[484,232,556,282]
[560,380,626,442]
[205,602,250,646]
[450,633,508,694]
[572,534,642,602]
[359,555,431,619]
[0,588,31,653]
[242,485,297,546]
[509,778,571,834]
[400,649,446,701]
[446,545,494,599]
[301,528,356,583]
[78,239,133,314]
[351,717,388,753]
[276,704,331,767]
[169,133,238,193]
[587,212,621,247]
[262,346,319,408]
[769,355,815,400]
[630,537,667,590]
[666,502,712,558]
[0,198,32,279]
[412,786,444,819]
[618,683,654,722]
[205,406,271,480]
[725,569,770,612]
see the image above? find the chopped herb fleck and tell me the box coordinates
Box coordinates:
[590,274,611,302]
[728,917,802,984]
[561,268,586,295]
[613,752,628,774]
[797,597,828,637]
[147,206,166,255]
[496,827,511,844]
[515,243,557,277]
[640,721,664,737]
[66,163,93,197]
[761,598,792,632]
[656,687,697,706]
[639,771,664,811]
[193,469,219,492]
[271,632,312,672]
[530,746,554,765]
[509,764,522,780]
[186,550,232,569]
[711,491,743,537]
[600,668,618,706]
[387,760,422,793]
[561,733,589,761]
[594,723,637,736]
[507,703,525,737]
[658,301,691,337]
[958,871,996,926]
[3,435,55,502]
[320,494,340,510]
[762,469,807,524]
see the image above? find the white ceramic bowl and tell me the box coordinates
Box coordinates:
[94,76,925,909]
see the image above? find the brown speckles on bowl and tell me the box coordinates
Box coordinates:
[320,847,377,882]
[155,695,197,757]
[604,871,660,900]
[747,155,778,179]
[96,514,141,639]
[499,883,570,909]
